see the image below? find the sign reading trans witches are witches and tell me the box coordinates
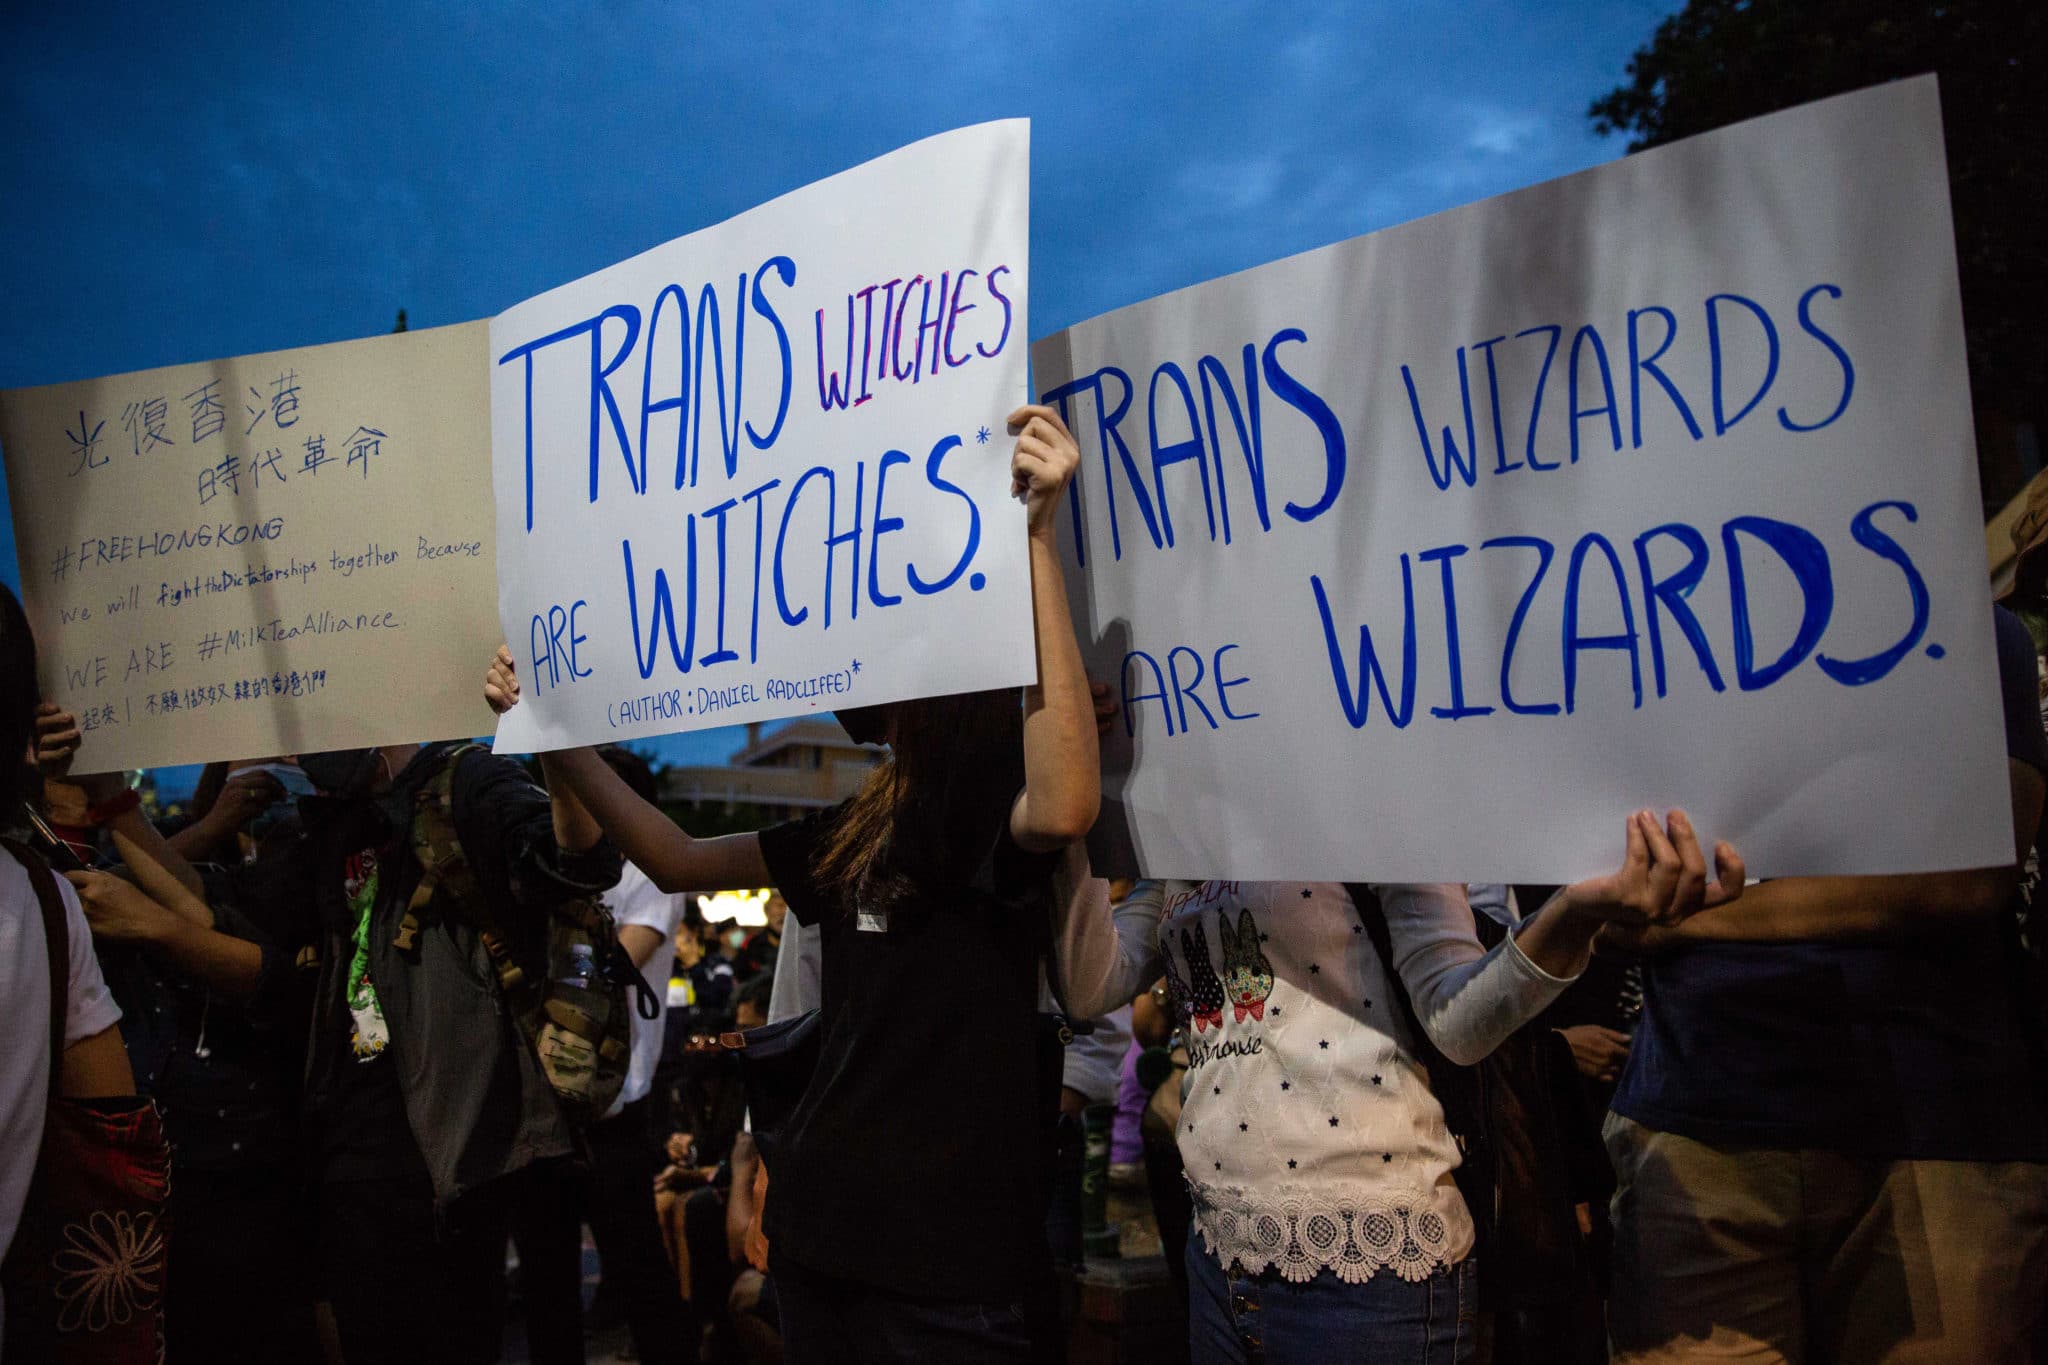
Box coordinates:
[1036,79,2010,883]
[489,121,1036,755]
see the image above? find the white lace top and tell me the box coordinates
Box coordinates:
[1097,880,1575,1285]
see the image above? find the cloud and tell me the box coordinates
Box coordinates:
[1462,104,1547,158]
[0,0,1671,767]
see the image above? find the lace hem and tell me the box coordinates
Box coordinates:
[1187,1179,1461,1285]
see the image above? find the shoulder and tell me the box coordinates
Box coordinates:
[439,746,551,840]
[0,854,92,958]
[981,812,1064,902]
[0,864,48,997]
[757,803,845,924]
[3,866,124,1044]
[446,744,543,804]
[765,801,843,851]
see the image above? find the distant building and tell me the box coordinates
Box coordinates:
[657,717,882,822]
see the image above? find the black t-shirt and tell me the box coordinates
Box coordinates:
[1615,605,2048,1158]
[757,797,1057,1301]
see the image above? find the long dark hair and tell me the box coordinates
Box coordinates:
[1,584,42,813]
[815,688,1023,915]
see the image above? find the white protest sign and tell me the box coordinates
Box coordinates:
[1033,78,2005,883]
[490,122,1034,754]
[1,323,499,771]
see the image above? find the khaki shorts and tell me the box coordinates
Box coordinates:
[1605,1113,2048,1364]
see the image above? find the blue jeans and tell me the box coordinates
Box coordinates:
[1186,1239,1477,1364]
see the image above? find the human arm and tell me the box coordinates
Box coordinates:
[619,923,668,969]
[610,867,685,969]
[486,650,769,893]
[103,799,208,908]
[34,704,209,903]
[1006,404,1101,852]
[48,874,134,1098]
[1385,811,1741,1064]
[60,1027,135,1099]
[1061,1004,1133,1108]
[64,869,265,1001]
[1557,1024,1632,1084]
[1606,608,2045,951]
[537,751,603,855]
[726,1131,759,1266]
[1050,858,1167,1019]
[162,767,285,865]
[435,745,622,920]
[1131,979,1175,1047]
[1659,756,2039,947]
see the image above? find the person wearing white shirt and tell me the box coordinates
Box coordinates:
[1,586,136,1351]
[579,748,698,1365]
[1052,813,1741,1365]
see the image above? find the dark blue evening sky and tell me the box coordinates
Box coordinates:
[0,0,1672,786]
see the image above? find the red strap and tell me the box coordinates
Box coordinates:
[84,786,141,825]
[1,837,69,1108]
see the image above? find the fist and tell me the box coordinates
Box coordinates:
[211,768,285,830]
[485,645,522,715]
[33,704,82,779]
[1006,405,1081,538]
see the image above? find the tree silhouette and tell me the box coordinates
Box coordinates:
[1591,0,2046,512]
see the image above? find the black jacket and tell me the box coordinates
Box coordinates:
[293,742,619,1205]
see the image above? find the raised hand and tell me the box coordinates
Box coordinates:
[484,644,522,715]
[34,703,82,778]
[1560,810,1745,927]
[1006,404,1081,539]
[210,768,285,831]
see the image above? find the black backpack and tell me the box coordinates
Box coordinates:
[399,744,657,1128]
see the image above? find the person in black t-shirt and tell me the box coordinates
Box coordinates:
[487,403,1101,1364]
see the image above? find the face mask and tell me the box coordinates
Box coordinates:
[724,927,748,951]
[242,762,317,798]
[297,748,383,799]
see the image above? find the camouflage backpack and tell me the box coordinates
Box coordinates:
[396,744,654,1127]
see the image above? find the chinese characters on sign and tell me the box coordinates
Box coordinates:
[1,323,502,770]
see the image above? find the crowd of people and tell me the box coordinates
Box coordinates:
[3,404,2046,1364]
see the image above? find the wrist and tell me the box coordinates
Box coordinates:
[43,780,91,825]
[85,786,141,826]
[1541,899,1604,947]
[82,772,124,800]
[194,807,236,840]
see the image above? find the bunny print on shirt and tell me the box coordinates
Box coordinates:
[1215,908,1275,1023]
